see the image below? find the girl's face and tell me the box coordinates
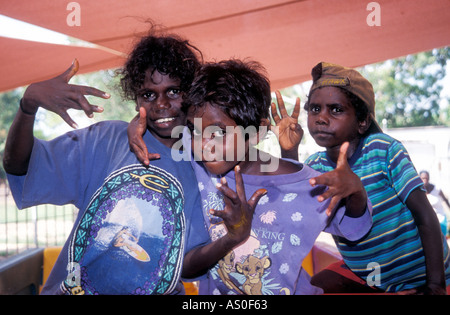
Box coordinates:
[187,102,251,176]
[307,86,366,153]
[136,68,186,148]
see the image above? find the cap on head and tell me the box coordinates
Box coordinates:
[310,62,382,133]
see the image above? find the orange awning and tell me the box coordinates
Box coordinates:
[1,0,449,92]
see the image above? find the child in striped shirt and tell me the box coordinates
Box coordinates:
[272,62,450,294]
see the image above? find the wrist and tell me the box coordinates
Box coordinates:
[222,232,247,251]
[20,98,38,115]
[280,145,299,160]
[345,189,368,218]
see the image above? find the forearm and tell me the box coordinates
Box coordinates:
[417,221,446,288]
[407,189,446,290]
[182,235,240,279]
[3,101,36,175]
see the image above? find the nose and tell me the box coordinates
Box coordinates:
[156,94,170,110]
[315,111,329,125]
[202,137,216,161]
[192,136,214,161]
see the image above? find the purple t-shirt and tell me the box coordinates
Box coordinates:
[191,159,372,295]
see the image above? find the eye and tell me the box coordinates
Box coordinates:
[187,123,202,137]
[168,88,181,99]
[141,92,156,101]
[331,105,344,114]
[192,128,202,137]
[308,104,320,113]
[212,129,226,138]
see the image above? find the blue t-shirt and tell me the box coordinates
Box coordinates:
[306,133,450,292]
[7,121,209,295]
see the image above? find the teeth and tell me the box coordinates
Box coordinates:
[156,117,175,123]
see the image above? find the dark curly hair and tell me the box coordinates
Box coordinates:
[183,59,271,129]
[118,29,202,101]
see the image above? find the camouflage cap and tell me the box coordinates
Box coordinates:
[309,62,382,133]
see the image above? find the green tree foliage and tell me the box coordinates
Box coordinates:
[360,47,450,128]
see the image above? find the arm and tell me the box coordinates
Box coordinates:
[127,107,161,165]
[270,91,303,160]
[182,165,267,278]
[406,188,447,295]
[3,59,109,175]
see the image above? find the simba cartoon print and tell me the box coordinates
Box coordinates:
[200,176,318,295]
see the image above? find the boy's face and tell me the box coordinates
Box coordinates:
[307,86,364,150]
[187,102,250,175]
[136,68,186,148]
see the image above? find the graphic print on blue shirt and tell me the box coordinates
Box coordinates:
[64,164,185,295]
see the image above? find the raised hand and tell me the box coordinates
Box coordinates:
[127,107,161,165]
[21,59,110,128]
[309,142,367,218]
[270,90,303,159]
[210,165,267,245]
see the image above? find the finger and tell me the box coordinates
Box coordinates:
[234,165,247,203]
[336,142,350,168]
[74,95,99,118]
[62,93,102,119]
[147,153,161,161]
[270,102,281,124]
[58,110,78,129]
[247,189,268,209]
[128,109,150,165]
[73,84,110,99]
[310,173,332,187]
[317,188,336,203]
[60,59,80,83]
[135,141,151,165]
[136,136,150,166]
[216,178,239,206]
[209,208,226,219]
[290,122,304,137]
[138,107,147,131]
[275,91,289,117]
[291,97,301,120]
[325,196,340,216]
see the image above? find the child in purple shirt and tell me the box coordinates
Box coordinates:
[129,59,372,294]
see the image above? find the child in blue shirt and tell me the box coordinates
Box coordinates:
[3,32,244,295]
[272,62,450,294]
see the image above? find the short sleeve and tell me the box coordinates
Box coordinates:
[386,140,424,203]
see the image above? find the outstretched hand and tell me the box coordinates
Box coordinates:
[21,59,110,128]
[210,165,267,245]
[270,90,303,158]
[309,142,367,218]
[127,107,161,165]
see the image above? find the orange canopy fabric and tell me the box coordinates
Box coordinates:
[1,0,449,92]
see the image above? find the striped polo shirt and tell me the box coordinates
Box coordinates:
[305,133,450,292]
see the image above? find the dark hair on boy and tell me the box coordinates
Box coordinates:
[184,59,271,129]
[119,29,203,101]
